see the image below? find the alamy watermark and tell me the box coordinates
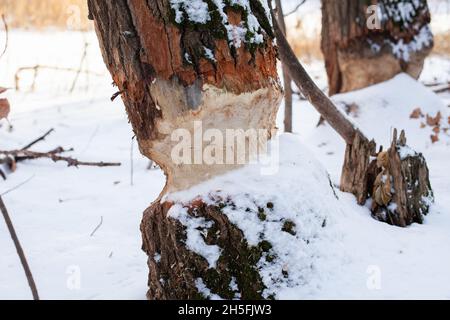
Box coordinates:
[367,5,382,30]
[170,121,280,175]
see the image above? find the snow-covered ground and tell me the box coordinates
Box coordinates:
[1,27,450,299]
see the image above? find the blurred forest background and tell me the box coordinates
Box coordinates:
[1,0,449,59]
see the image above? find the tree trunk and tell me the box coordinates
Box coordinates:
[275,0,293,133]
[321,0,433,95]
[88,0,282,195]
[88,0,282,299]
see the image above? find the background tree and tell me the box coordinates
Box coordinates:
[88,0,282,299]
[275,0,293,132]
[321,0,434,95]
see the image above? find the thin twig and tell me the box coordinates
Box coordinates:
[0,14,8,61]
[21,129,55,150]
[0,149,121,167]
[130,136,135,186]
[15,65,104,92]
[90,216,103,237]
[1,175,35,197]
[0,196,39,300]
[70,41,89,93]
[284,0,307,17]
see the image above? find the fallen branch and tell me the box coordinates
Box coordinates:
[0,149,121,168]
[15,65,104,92]
[1,175,35,196]
[433,84,450,94]
[0,196,40,300]
[270,5,358,145]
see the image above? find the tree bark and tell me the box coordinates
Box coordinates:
[141,200,268,300]
[321,0,433,95]
[275,0,293,133]
[88,0,282,194]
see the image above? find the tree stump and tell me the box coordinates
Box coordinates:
[371,130,434,226]
[340,130,378,205]
[341,129,434,227]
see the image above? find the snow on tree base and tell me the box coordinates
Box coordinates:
[141,135,346,300]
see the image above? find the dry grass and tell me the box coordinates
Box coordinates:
[1,1,448,59]
[287,21,450,61]
[433,31,450,56]
[287,27,323,62]
[0,0,91,31]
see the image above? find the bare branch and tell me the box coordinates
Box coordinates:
[21,129,55,150]
[0,196,40,300]
[0,149,121,168]
[0,14,8,61]
[269,3,359,144]
[284,0,307,17]
[1,175,35,196]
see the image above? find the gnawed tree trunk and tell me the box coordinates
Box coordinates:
[88,0,282,299]
[88,0,282,194]
[321,0,433,95]
[272,8,434,227]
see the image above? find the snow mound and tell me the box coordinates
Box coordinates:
[166,134,346,299]
[332,73,449,150]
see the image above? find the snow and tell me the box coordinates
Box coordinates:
[170,0,211,24]
[2,28,450,299]
[167,135,345,299]
[168,204,222,269]
[171,0,270,48]
[398,145,418,160]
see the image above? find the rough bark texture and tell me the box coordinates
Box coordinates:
[321,0,433,95]
[340,131,378,205]
[89,0,283,300]
[371,130,434,226]
[341,129,434,226]
[141,200,267,300]
[88,0,282,194]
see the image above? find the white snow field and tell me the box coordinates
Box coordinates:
[1,27,450,299]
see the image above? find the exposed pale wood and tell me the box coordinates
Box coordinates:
[340,131,378,205]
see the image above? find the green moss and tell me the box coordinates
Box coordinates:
[259,240,273,252]
[258,211,267,221]
[282,220,296,236]
[265,253,276,263]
